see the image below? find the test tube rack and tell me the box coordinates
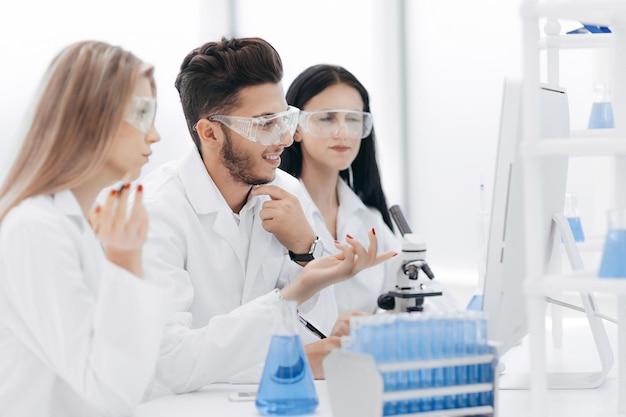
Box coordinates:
[323,347,498,417]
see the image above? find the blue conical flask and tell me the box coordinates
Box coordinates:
[255,298,319,416]
[588,84,614,129]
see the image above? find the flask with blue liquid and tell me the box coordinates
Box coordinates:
[599,209,626,278]
[588,84,614,129]
[255,299,318,415]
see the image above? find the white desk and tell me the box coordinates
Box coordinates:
[133,381,334,417]
[133,317,620,417]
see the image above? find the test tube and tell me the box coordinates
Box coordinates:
[418,314,433,412]
[442,317,456,410]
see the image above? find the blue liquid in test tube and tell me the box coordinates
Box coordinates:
[442,317,456,410]
[430,315,445,411]
[455,314,469,409]
[418,317,433,412]
[381,317,397,416]
[406,315,421,413]
[394,316,410,415]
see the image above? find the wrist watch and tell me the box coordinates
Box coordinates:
[289,237,324,263]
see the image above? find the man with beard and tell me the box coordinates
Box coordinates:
[140,37,389,398]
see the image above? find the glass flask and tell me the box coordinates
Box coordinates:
[587,84,614,129]
[564,192,585,242]
[599,209,626,278]
[255,298,318,416]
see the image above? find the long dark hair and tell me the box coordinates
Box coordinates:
[281,64,393,231]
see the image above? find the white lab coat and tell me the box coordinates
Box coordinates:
[0,190,168,417]
[299,179,402,313]
[141,149,338,397]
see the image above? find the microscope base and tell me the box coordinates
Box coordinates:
[379,287,443,312]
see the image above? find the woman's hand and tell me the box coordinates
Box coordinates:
[89,184,147,278]
[303,337,341,379]
[281,228,397,304]
[330,311,371,337]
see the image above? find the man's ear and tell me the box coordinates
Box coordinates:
[195,119,221,148]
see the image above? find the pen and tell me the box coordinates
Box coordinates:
[297,315,327,339]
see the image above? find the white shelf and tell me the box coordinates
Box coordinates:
[539,33,613,49]
[525,270,626,295]
[525,1,626,26]
[521,136,626,157]
[522,2,626,415]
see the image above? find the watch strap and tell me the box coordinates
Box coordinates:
[288,237,320,262]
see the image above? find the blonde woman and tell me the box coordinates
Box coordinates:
[0,41,166,417]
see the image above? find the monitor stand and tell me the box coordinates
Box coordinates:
[499,212,614,390]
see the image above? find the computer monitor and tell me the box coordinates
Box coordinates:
[481,78,570,357]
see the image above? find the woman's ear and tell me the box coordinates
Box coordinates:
[293,128,303,143]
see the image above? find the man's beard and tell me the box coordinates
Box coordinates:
[221,128,275,185]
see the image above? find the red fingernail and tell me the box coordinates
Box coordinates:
[346,234,353,239]
[372,228,376,235]
[110,189,117,196]
[393,252,398,257]
[334,240,340,244]
[95,206,101,213]
[137,184,143,192]
[124,183,131,189]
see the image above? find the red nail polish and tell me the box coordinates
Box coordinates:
[137,184,143,192]
[124,183,131,189]
[94,206,101,213]
[346,234,353,239]
[372,228,376,235]
[334,240,340,244]
[393,252,398,257]
[110,189,117,196]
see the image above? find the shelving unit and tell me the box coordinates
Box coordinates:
[520,1,626,416]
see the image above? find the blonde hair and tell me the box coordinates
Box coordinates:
[0,40,155,221]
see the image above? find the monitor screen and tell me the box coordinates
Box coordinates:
[481,78,570,357]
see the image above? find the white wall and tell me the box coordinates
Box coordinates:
[0,0,203,180]
[2,0,606,299]
[404,0,523,285]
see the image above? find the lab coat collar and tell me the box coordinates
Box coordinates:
[52,189,88,232]
[177,149,230,215]
[302,178,366,218]
[336,178,367,215]
[176,149,273,283]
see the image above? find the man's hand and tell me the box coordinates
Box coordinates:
[304,336,341,379]
[250,185,316,255]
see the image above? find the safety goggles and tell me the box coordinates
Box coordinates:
[298,109,373,139]
[207,106,300,146]
[124,96,156,134]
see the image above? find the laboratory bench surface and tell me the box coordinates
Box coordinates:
[133,316,621,417]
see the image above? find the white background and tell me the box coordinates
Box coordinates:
[0,0,612,298]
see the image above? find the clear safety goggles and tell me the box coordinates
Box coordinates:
[298,109,373,139]
[207,106,300,146]
[124,96,157,134]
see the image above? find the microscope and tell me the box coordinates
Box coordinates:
[377,205,442,313]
